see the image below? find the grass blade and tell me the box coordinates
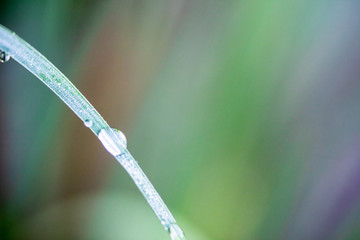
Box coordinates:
[0,24,184,240]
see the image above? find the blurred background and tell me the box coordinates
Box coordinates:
[1,0,360,239]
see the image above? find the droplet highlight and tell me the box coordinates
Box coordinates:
[112,128,127,147]
[169,224,185,240]
[0,50,10,63]
[84,119,93,128]
[98,128,126,156]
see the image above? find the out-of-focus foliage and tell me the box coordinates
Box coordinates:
[1,0,360,239]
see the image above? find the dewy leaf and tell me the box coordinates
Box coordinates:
[0,24,184,240]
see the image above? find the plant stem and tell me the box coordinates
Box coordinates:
[0,24,184,240]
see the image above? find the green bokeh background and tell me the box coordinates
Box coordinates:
[1,1,360,239]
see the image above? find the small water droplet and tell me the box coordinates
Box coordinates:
[112,128,127,147]
[57,82,61,86]
[169,224,185,240]
[0,50,10,63]
[84,119,93,128]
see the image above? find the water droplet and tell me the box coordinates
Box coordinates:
[84,119,93,128]
[0,50,10,63]
[169,224,185,240]
[98,129,125,156]
[57,82,61,86]
[112,128,127,147]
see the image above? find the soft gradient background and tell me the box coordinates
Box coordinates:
[1,0,360,239]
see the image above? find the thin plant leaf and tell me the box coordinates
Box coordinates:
[0,24,184,240]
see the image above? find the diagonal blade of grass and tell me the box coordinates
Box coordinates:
[0,24,184,240]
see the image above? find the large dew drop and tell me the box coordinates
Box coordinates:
[169,224,185,240]
[0,50,10,63]
[97,128,127,156]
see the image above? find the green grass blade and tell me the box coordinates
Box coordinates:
[0,24,184,240]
